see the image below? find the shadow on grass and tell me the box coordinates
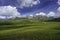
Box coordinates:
[0,24,32,30]
[51,26,60,39]
[52,26,60,30]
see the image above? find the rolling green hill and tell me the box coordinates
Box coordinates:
[0,20,60,40]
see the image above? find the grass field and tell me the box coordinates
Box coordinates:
[0,20,60,40]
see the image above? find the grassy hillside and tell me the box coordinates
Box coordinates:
[0,20,60,40]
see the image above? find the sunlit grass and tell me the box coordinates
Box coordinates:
[0,20,60,40]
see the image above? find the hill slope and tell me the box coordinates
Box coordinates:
[0,20,60,40]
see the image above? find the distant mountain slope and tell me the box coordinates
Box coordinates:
[46,17,60,22]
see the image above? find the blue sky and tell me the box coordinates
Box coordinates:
[0,0,60,19]
[19,0,58,14]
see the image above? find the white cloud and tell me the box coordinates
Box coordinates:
[17,0,40,8]
[35,13,39,15]
[57,7,60,17]
[0,6,20,19]
[29,14,33,17]
[57,7,60,12]
[0,0,40,8]
[35,12,46,16]
[0,16,6,19]
[57,0,60,5]
[47,12,55,17]
[57,0,60,17]
[39,12,46,16]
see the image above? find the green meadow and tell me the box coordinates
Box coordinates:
[0,20,60,40]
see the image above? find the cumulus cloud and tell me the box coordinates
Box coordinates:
[57,7,60,12]
[47,12,55,17]
[0,16,6,19]
[17,0,40,8]
[35,12,46,16]
[56,0,60,17]
[0,0,40,8]
[29,14,33,17]
[57,0,60,5]
[39,12,46,16]
[35,13,39,15]
[0,6,20,19]
[57,0,60,12]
